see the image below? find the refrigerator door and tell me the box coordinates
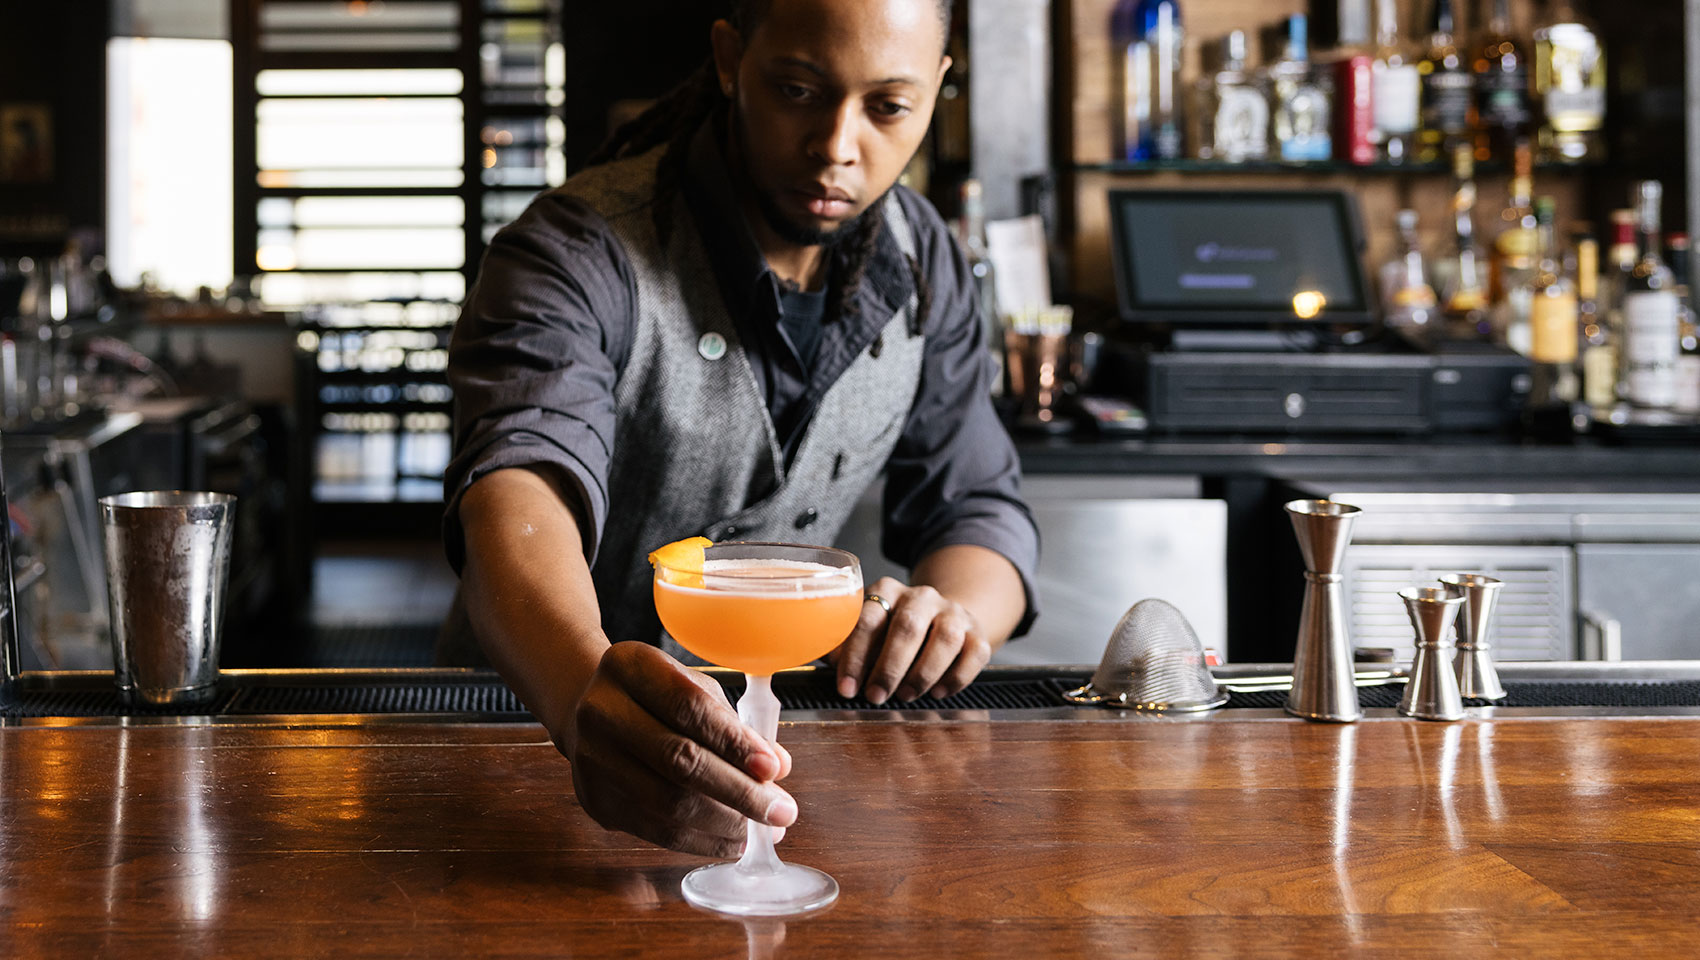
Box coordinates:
[835,475,1227,666]
[1576,544,1700,660]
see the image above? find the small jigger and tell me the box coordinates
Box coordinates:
[1397,587,1467,721]
[1438,573,1507,701]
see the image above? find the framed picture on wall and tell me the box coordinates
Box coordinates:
[0,103,54,183]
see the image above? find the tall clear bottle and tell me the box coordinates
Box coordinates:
[957,179,1003,394]
[1437,143,1489,339]
[1575,229,1618,410]
[1668,234,1700,414]
[1621,181,1680,410]
[1195,30,1268,162]
[1490,141,1538,352]
[1381,209,1440,344]
[1370,0,1421,164]
[1113,0,1185,161]
[1533,0,1606,164]
[1265,14,1333,162]
[1417,0,1474,165]
[1527,196,1579,409]
[1473,0,1532,162]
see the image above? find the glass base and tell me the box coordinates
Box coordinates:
[680,861,838,917]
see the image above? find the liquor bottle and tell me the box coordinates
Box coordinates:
[1416,0,1474,165]
[957,178,1003,394]
[1380,208,1440,344]
[1533,0,1606,164]
[1370,0,1420,164]
[1313,0,1371,49]
[1527,196,1579,407]
[1490,140,1538,351]
[1195,31,1268,162]
[1114,0,1186,161]
[1669,233,1700,414]
[1437,144,1489,338]
[1264,15,1332,162]
[1575,229,1618,409]
[1473,0,1532,162]
[1621,181,1680,410]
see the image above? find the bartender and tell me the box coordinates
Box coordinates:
[444,0,1038,857]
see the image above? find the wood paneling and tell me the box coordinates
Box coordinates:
[4,714,1700,957]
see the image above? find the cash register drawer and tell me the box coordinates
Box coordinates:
[1145,352,1431,433]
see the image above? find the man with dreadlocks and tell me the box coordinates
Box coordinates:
[443,0,1038,856]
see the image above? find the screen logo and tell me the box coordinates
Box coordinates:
[1194,242,1279,264]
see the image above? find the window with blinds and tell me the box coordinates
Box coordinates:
[236,0,563,506]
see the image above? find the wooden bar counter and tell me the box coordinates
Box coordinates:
[4,710,1700,957]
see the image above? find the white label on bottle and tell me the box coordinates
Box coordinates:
[1675,355,1700,414]
[1624,291,1680,407]
[1545,87,1605,128]
[1371,62,1420,134]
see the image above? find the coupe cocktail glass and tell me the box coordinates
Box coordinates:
[652,541,862,917]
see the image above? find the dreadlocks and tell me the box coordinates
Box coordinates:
[585,0,953,337]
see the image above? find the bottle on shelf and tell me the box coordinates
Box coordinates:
[1263,14,1333,162]
[1669,233,1700,414]
[1113,0,1186,161]
[1325,0,1376,166]
[1527,196,1579,412]
[1473,0,1532,162]
[956,178,1003,394]
[1574,228,1618,410]
[1380,208,1440,344]
[1490,140,1538,352]
[1436,143,1489,338]
[1532,0,1606,164]
[1416,0,1474,165]
[1195,30,1268,162]
[1621,181,1681,410]
[1369,0,1420,164]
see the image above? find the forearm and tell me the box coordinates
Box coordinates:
[910,543,1026,650]
[458,467,609,747]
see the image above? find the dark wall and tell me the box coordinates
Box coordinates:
[1590,0,1688,231]
[0,1,108,257]
[564,1,729,171]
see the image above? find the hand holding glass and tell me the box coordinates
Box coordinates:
[651,542,862,916]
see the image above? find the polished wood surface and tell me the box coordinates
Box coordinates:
[4,714,1700,957]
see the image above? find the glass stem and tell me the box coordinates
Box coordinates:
[735,673,783,876]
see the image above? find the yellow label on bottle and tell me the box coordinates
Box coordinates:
[1530,293,1579,363]
[1582,344,1618,408]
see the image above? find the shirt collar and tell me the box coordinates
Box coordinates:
[680,112,916,325]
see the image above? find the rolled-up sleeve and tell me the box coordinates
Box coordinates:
[441,193,634,574]
[881,194,1041,637]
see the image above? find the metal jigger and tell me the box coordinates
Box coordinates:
[1438,573,1507,701]
[1397,587,1467,721]
[1285,499,1363,723]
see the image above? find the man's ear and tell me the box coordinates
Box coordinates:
[710,20,745,97]
[936,55,951,90]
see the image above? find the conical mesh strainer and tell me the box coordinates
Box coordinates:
[1063,599,1228,712]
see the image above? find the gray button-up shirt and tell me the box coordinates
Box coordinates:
[444,118,1039,634]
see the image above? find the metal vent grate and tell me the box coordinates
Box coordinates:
[1344,545,1573,662]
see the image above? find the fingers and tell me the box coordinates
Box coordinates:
[570,644,799,856]
[608,642,785,782]
[932,631,993,698]
[834,575,903,699]
[894,608,973,702]
[865,585,946,704]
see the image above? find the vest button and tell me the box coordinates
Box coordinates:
[794,508,818,529]
[869,336,883,358]
[723,525,740,539]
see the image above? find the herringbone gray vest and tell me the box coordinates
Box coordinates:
[559,148,926,656]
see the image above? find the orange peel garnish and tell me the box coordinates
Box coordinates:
[647,536,711,586]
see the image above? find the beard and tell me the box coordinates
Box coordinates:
[729,104,881,249]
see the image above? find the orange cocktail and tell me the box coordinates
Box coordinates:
[649,541,862,917]
[654,560,862,675]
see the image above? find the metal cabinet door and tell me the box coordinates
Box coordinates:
[835,475,1226,666]
[1575,545,1700,660]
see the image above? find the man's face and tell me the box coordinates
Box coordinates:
[716,0,947,246]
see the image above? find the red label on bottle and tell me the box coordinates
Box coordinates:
[1334,56,1376,166]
